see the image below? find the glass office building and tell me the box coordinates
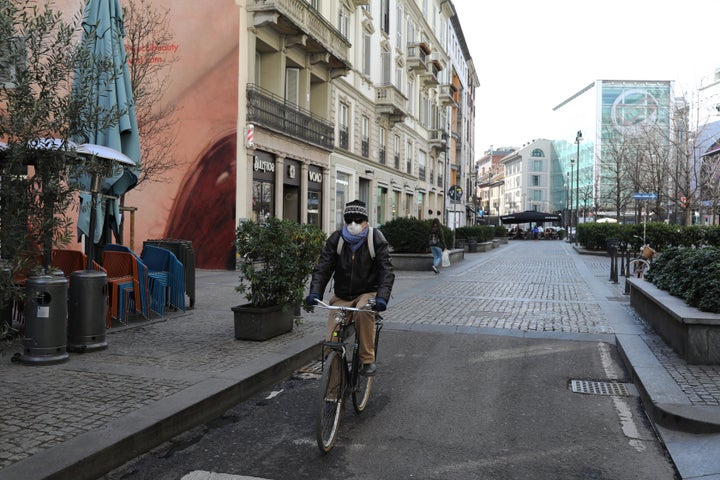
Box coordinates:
[551,80,673,221]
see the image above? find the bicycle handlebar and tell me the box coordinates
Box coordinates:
[314,299,378,314]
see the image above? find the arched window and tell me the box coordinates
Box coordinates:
[531,148,545,157]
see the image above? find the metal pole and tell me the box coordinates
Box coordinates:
[569,162,574,239]
[575,131,582,246]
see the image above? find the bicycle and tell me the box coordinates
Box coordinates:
[628,244,655,278]
[313,298,384,453]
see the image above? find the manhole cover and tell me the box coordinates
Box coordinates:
[570,379,631,396]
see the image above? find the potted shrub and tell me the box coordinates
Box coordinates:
[233,217,325,341]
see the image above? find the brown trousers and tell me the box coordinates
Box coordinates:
[325,293,377,364]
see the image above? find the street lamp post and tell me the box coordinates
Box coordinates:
[569,160,574,239]
[575,130,583,246]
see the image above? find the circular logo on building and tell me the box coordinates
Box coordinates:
[611,88,659,138]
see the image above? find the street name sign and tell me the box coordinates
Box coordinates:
[633,193,658,200]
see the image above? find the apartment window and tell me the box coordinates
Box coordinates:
[531,148,544,157]
[382,50,391,84]
[418,150,426,181]
[437,160,444,187]
[361,116,370,158]
[532,175,540,187]
[335,171,350,226]
[532,190,542,201]
[533,159,543,171]
[419,93,428,127]
[339,103,349,149]
[406,141,413,174]
[305,0,319,8]
[379,128,386,164]
[396,5,403,46]
[285,68,299,106]
[407,77,415,115]
[394,135,401,169]
[338,9,348,37]
[363,34,371,76]
[381,0,390,34]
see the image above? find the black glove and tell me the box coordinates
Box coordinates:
[372,297,387,312]
[305,293,320,307]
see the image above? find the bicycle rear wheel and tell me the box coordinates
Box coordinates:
[629,259,650,278]
[316,351,344,453]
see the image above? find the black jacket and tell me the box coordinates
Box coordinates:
[309,228,395,302]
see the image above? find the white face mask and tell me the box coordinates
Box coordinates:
[346,222,363,235]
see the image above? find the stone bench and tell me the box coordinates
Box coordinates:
[390,248,464,271]
[628,277,720,364]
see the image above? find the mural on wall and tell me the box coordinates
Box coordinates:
[54,0,240,269]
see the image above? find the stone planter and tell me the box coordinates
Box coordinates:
[628,277,720,364]
[232,303,294,341]
[391,249,465,270]
[467,238,478,252]
[477,241,493,252]
[494,236,508,245]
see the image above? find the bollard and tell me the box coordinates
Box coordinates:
[20,274,69,365]
[68,270,108,352]
[606,238,619,284]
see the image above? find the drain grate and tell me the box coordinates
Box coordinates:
[570,379,631,396]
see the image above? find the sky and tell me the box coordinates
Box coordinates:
[452,0,720,151]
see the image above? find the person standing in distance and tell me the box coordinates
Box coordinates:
[428,218,446,274]
[306,200,395,376]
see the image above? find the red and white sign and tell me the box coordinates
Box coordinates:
[246,124,254,147]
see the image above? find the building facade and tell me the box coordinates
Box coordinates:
[239,0,478,235]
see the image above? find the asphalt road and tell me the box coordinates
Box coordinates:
[102,329,677,480]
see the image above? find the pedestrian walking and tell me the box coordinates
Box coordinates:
[428,218,446,274]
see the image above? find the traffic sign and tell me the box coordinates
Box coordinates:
[633,193,657,200]
[448,185,463,201]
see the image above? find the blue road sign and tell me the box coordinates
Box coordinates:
[633,193,658,200]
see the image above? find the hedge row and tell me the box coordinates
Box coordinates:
[577,222,720,252]
[645,246,720,313]
[378,218,502,253]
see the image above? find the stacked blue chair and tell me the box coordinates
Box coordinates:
[140,245,186,315]
[103,244,150,320]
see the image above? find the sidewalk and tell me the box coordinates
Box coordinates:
[0,240,719,480]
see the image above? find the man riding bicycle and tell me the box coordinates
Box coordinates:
[306,200,395,376]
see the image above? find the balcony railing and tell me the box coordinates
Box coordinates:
[394,154,400,170]
[249,0,351,73]
[379,146,386,164]
[437,84,456,107]
[361,138,369,157]
[376,84,408,124]
[246,84,334,150]
[406,45,428,72]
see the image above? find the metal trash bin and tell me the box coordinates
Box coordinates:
[20,274,69,365]
[144,239,196,308]
[68,269,108,352]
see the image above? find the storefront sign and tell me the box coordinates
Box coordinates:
[308,170,323,183]
[253,155,275,173]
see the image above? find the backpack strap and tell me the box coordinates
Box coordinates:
[336,227,375,259]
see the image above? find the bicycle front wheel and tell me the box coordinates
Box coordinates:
[351,354,374,413]
[316,351,345,453]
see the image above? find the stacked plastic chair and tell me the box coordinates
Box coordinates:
[102,245,151,324]
[51,249,104,277]
[140,245,185,315]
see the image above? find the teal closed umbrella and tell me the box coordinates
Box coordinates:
[74,0,141,252]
